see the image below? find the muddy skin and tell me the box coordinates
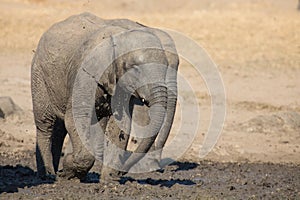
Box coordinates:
[1,151,299,199]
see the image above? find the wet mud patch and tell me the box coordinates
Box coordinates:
[0,165,54,193]
[0,152,299,199]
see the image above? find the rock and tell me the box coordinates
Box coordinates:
[239,111,300,134]
[0,97,22,119]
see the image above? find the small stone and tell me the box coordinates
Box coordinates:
[0,96,22,118]
[193,177,204,185]
[229,185,236,190]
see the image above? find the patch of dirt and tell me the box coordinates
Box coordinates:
[1,151,299,199]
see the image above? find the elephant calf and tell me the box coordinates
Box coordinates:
[31,12,179,180]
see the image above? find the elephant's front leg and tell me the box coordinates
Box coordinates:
[59,108,95,180]
[101,115,129,182]
[128,103,164,173]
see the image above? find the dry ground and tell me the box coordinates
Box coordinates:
[0,0,299,199]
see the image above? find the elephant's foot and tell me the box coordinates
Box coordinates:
[36,157,56,180]
[142,158,161,172]
[59,151,95,180]
[36,138,56,180]
[37,165,56,180]
[100,166,126,183]
[129,154,162,173]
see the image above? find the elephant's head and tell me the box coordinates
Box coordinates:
[96,29,178,172]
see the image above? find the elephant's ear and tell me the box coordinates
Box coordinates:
[83,35,118,97]
[150,28,179,70]
[98,63,117,96]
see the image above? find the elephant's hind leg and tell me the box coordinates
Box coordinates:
[35,106,57,179]
[32,71,57,179]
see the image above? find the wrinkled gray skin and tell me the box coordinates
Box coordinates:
[31,12,179,181]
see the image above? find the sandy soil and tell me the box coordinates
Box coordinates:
[0,0,299,199]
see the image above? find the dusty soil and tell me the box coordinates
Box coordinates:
[0,0,300,199]
[1,151,300,199]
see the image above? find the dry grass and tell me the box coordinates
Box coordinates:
[0,0,299,70]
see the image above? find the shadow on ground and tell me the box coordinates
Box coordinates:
[0,165,54,193]
[1,158,299,199]
[0,161,199,193]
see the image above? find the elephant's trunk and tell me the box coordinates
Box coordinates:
[155,69,177,150]
[122,85,167,171]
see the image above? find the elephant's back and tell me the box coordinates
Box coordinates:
[32,12,106,71]
[31,13,107,115]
